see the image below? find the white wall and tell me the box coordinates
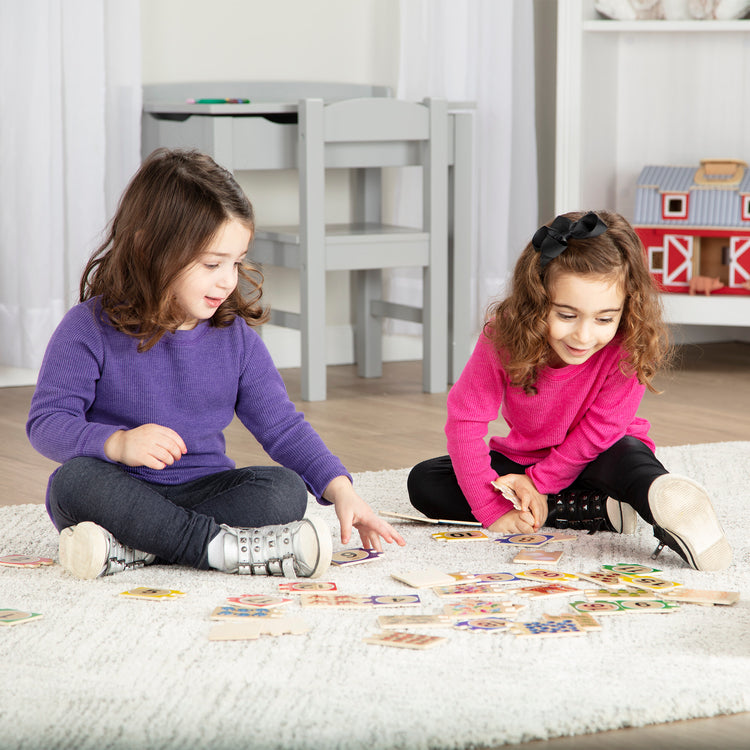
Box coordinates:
[140,0,403,368]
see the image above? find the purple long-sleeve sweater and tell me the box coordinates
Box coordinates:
[27,299,349,507]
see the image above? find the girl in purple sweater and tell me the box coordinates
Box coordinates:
[408,210,731,571]
[27,148,404,580]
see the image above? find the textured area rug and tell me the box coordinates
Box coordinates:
[1,442,749,750]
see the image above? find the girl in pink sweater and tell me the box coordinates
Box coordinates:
[408,210,731,571]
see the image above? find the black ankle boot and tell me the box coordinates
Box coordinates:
[546,489,637,535]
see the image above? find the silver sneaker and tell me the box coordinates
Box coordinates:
[649,474,732,571]
[222,517,332,578]
[59,522,156,580]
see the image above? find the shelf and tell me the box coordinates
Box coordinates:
[583,19,750,32]
[661,293,750,326]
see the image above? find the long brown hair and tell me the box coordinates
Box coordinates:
[486,210,671,394]
[80,148,268,351]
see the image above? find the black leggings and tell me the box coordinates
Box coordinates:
[407,436,666,526]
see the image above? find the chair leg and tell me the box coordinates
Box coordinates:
[355,269,383,379]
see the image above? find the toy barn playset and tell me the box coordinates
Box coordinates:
[633,159,750,295]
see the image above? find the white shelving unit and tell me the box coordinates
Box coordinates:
[555,0,750,332]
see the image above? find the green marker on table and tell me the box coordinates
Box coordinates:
[186,98,250,104]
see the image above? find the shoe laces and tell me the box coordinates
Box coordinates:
[104,536,153,575]
[550,491,611,535]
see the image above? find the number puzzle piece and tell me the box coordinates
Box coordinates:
[516,569,577,583]
[119,587,186,601]
[377,615,455,629]
[368,594,421,607]
[0,609,43,626]
[364,631,447,650]
[448,571,521,583]
[615,599,680,613]
[432,582,517,598]
[618,575,682,592]
[494,533,555,547]
[576,571,624,589]
[299,593,371,608]
[0,554,54,568]
[391,569,456,588]
[583,587,660,602]
[569,600,626,615]
[660,588,740,606]
[210,606,282,620]
[226,595,291,609]
[544,612,602,631]
[454,617,513,632]
[331,548,383,565]
[442,599,525,618]
[278,581,337,592]
[431,530,489,542]
[512,548,563,565]
[509,618,586,638]
[602,563,662,577]
[507,583,580,599]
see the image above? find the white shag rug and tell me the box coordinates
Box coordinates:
[1,442,749,750]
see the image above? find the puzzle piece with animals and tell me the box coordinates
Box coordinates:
[364,631,447,650]
[442,599,525,617]
[210,605,282,620]
[432,582,521,598]
[509,618,587,638]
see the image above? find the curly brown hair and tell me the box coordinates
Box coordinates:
[80,148,268,351]
[486,210,671,394]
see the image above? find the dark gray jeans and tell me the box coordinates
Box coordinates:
[47,457,309,569]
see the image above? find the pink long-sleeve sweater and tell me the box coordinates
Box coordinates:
[445,332,653,527]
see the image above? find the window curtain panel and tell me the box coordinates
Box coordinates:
[0,0,141,375]
[387,0,538,342]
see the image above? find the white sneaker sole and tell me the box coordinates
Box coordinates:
[58,522,108,579]
[648,474,732,571]
[296,517,332,578]
[606,498,638,534]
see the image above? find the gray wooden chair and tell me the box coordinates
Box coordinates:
[252,97,448,401]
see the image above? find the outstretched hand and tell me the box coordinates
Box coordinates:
[324,475,406,552]
[104,424,187,470]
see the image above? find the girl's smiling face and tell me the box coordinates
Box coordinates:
[171,219,252,330]
[546,271,625,367]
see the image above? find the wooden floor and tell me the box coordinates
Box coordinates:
[2,340,749,748]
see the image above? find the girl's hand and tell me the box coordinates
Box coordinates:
[323,475,406,552]
[487,508,537,535]
[493,473,548,530]
[104,424,187,470]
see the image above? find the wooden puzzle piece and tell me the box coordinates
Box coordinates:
[331,548,383,565]
[512,548,563,565]
[602,563,662,577]
[618,575,682,592]
[379,511,481,527]
[210,605,282,620]
[368,595,422,607]
[208,616,309,641]
[545,532,577,542]
[570,599,679,615]
[432,582,520,598]
[454,617,513,632]
[225,595,291,609]
[506,583,580,599]
[544,612,602,631]
[299,593,421,608]
[509,618,586,638]
[442,599,525,618]
[364,631,447,650]
[448,571,522,583]
[576,571,626,589]
[0,609,43,626]
[0,554,54,568]
[660,588,740,606]
[494,533,555,548]
[516,569,577,583]
[569,600,627,616]
[489,479,523,510]
[431,530,489,542]
[278,581,337,592]
[391,569,456,588]
[583,587,661,602]
[118,587,186,601]
[377,614,455,629]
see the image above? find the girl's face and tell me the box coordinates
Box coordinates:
[171,219,252,330]
[546,271,625,367]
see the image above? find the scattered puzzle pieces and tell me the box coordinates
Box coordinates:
[570,599,680,615]
[602,563,662,576]
[618,575,682,592]
[448,571,522,583]
[0,609,43,626]
[119,587,186,601]
[516,569,578,583]
[506,583,581,599]
[509,618,587,638]
[278,581,337,592]
[0,555,54,568]
[226,595,291,609]
[454,617,513,632]
[364,631,447,650]
[494,533,555,548]
[442,599,525,617]
[513,548,563,565]
[432,582,520,598]
[331,548,383,565]
[583,587,661,602]
[576,571,624,589]
[300,593,421,608]
[210,606,282,620]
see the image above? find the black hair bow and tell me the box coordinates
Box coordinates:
[532,212,608,269]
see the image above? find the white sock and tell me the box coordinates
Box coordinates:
[207,528,237,572]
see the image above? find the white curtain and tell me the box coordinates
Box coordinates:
[389,0,538,338]
[0,0,141,374]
